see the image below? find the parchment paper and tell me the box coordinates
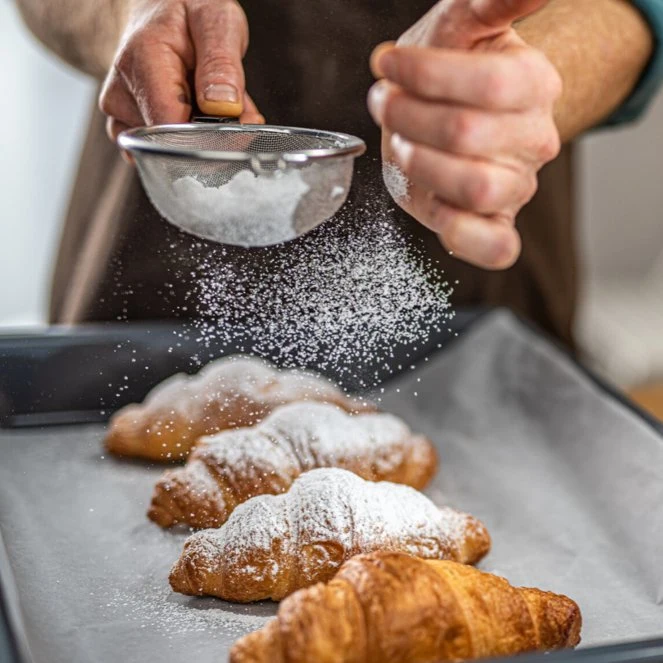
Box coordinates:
[1,310,662,663]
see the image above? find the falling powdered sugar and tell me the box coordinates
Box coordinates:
[171,185,456,389]
[171,169,310,247]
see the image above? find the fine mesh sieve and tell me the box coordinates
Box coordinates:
[118,124,366,247]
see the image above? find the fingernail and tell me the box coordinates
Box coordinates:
[368,81,388,123]
[204,83,239,103]
[391,133,413,166]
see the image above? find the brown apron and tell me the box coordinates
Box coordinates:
[50,0,577,348]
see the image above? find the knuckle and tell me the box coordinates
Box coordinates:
[381,92,400,131]
[99,75,120,115]
[495,226,521,268]
[98,92,113,116]
[518,49,544,76]
[413,60,438,96]
[482,65,510,107]
[220,0,247,25]
[464,166,498,210]
[116,27,161,69]
[449,111,479,152]
[489,231,518,268]
[537,128,561,162]
[200,52,239,77]
[524,50,562,102]
[114,41,139,77]
[523,173,539,203]
[439,216,464,253]
[192,0,248,50]
[545,67,563,102]
[422,193,448,232]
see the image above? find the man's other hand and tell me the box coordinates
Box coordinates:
[368,0,562,270]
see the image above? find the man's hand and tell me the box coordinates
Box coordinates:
[368,0,562,270]
[99,0,263,142]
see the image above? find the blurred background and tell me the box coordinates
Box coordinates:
[1,0,663,411]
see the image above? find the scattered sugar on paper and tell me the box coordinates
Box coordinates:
[106,580,272,639]
[166,191,455,389]
[171,169,310,247]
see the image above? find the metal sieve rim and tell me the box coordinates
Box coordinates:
[117,123,366,163]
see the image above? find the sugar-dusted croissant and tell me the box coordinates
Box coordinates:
[148,402,438,528]
[105,355,373,461]
[169,468,489,602]
[231,551,582,663]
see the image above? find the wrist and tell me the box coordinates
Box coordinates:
[103,0,131,68]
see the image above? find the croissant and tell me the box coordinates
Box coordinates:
[231,551,582,663]
[148,402,438,528]
[105,355,372,461]
[169,468,489,602]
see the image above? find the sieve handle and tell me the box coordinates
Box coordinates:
[190,95,239,124]
[191,113,238,124]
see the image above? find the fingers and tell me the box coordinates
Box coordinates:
[418,193,522,270]
[240,92,265,124]
[394,0,549,51]
[105,117,135,164]
[367,80,560,163]
[123,42,193,125]
[189,0,248,117]
[100,37,192,129]
[436,203,521,270]
[371,46,560,111]
[106,117,132,143]
[99,74,143,128]
[391,133,537,215]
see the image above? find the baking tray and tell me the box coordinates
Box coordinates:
[0,309,482,428]
[1,309,662,663]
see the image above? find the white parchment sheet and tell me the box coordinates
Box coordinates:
[1,311,661,663]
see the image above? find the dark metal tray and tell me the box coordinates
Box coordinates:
[1,309,662,663]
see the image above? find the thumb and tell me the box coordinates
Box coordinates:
[189,0,248,117]
[468,0,549,31]
[399,0,549,50]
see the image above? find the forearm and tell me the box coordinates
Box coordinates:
[16,0,127,78]
[516,0,654,141]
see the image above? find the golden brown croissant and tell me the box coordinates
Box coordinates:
[169,468,488,602]
[105,355,373,461]
[230,551,582,663]
[148,402,438,528]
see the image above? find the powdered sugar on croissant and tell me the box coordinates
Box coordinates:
[169,468,490,602]
[105,355,373,461]
[148,402,438,528]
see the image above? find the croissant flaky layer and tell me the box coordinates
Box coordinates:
[169,468,488,602]
[105,355,373,461]
[230,552,582,663]
[148,402,438,528]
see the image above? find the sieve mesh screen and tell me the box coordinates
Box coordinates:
[119,124,365,247]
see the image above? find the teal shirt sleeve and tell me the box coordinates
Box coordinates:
[601,0,663,126]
